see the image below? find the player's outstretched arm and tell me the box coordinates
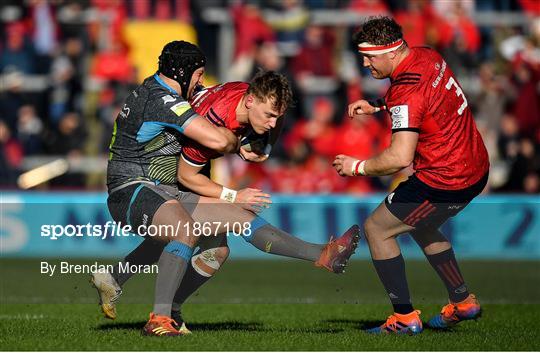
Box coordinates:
[183,116,239,154]
[177,157,271,213]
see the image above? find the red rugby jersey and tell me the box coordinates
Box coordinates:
[181,82,249,166]
[384,47,489,190]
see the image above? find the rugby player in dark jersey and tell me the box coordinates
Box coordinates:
[93,40,240,337]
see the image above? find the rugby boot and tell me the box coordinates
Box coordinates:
[91,272,122,320]
[366,310,423,335]
[142,313,185,336]
[427,294,481,329]
[315,224,360,274]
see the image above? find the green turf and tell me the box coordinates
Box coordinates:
[1,259,539,351]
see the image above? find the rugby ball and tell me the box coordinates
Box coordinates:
[240,128,270,155]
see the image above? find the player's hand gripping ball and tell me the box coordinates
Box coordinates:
[240,127,270,155]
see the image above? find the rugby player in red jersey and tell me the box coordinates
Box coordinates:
[333,17,489,334]
[93,70,359,333]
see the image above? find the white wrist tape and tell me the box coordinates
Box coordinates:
[352,160,367,176]
[358,160,366,176]
[352,160,360,176]
[220,187,237,203]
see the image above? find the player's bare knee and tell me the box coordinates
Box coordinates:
[213,246,230,263]
[363,217,378,243]
[423,241,451,255]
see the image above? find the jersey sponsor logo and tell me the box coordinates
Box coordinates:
[170,101,191,116]
[161,95,176,104]
[119,104,130,119]
[432,61,447,88]
[390,105,409,129]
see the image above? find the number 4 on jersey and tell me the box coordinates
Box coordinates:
[445,77,468,115]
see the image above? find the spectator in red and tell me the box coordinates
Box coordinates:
[269,155,348,194]
[291,24,336,81]
[510,36,540,139]
[433,0,481,72]
[90,0,127,47]
[269,161,301,193]
[0,120,23,186]
[91,40,134,82]
[284,97,338,158]
[296,155,349,193]
[126,0,191,22]
[518,0,540,16]
[348,0,389,16]
[336,116,387,162]
[231,1,275,60]
[446,2,481,54]
[290,24,339,115]
[228,159,272,192]
[336,116,389,194]
[393,0,440,48]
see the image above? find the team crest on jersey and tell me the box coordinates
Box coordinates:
[170,101,191,116]
[390,105,409,129]
[162,95,176,104]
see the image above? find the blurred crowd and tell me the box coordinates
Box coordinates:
[0,0,539,194]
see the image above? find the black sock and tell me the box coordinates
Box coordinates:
[426,248,469,302]
[172,260,211,312]
[372,254,414,314]
[112,239,164,286]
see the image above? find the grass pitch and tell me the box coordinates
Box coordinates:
[1,259,539,351]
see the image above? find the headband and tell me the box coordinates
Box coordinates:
[357,39,404,55]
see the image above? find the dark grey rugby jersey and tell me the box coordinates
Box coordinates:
[107,74,197,190]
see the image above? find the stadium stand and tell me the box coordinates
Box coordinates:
[0,0,538,194]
